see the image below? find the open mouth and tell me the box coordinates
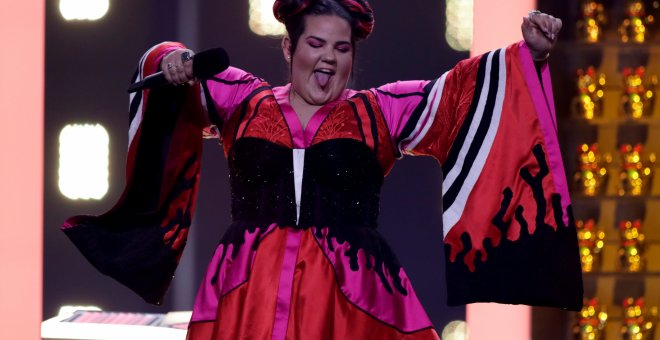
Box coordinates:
[314,69,335,88]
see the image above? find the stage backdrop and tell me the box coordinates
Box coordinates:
[0,1,44,339]
[43,0,468,333]
[468,2,536,339]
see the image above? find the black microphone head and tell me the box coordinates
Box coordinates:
[193,48,230,79]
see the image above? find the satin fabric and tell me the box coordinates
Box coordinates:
[187,227,439,340]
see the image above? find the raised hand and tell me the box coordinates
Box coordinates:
[522,11,562,61]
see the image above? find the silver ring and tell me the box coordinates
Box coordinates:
[167,62,174,70]
[528,10,542,16]
[181,51,193,62]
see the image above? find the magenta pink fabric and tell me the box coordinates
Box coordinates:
[518,41,571,224]
[312,227,433,332]
[372,80,431,143]
[271,229,303,340]
[205,67,264,122]
[190,224,277,323]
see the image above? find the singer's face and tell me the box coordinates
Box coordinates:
[286,15,353,106]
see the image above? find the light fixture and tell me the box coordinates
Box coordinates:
[58,123,109,200]
[441,320,469,340]
[249,0,286,36]
[59,0,109,21]
[446,0,473,51]
[57,305,102,317]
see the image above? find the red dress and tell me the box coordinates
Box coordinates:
[63,41,582,339]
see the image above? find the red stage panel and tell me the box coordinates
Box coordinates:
[0,1,44,339]
[467,0,535,339]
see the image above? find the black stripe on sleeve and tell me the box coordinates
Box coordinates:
[202,80,223,131]
[375,88,426,99]
[210,76,262,85]
[241,95,274,138]
[395,80,436,150]
[441,52,491,176]
[442,49,501,211]
[348,100,367,143]
[128,68,141,124]
[231,86,271,144]
[356,93,380,157]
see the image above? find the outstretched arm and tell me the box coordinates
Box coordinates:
[374,12,582,310]
[61,42,263,304]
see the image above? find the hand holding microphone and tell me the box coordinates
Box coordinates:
[162,49,196,86]
[127,47,230,93]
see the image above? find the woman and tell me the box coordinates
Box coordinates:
[63,0,582,339]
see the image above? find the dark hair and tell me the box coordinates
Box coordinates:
[273,0,374,55]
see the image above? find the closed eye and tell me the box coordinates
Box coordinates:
[307,37,325,48]
[335,42,352,53]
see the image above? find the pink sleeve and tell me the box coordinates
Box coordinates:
[372,58,475,161]
[203,66,264,124]
[128,42,262,139]
[373,81,431,143]
[372,43,582,311]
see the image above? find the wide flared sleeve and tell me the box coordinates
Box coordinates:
[376,41,583,311]
[61,42,261,305]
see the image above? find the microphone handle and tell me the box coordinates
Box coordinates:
[127,72,169,93]
[127,47,230,93]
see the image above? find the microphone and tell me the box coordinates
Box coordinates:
[127,48,230,93]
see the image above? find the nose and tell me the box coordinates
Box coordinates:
[321,47,337,64]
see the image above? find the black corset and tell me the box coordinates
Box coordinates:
[228,137,384,230]
[222,137,408,295]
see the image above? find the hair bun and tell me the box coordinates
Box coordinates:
[273,0,312,24]
[337,0,373,40]
[273,0,374,40]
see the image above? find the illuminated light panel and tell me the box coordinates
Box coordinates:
[58,124,109,200]
[445,0,474,51]
[59,0,109,21]
[249,0,286,36]
[58,305,102,317]
[442,320,469,340]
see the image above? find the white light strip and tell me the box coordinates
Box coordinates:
[59,0,109,21]
[58,124,109,200]
[41,317,187,340]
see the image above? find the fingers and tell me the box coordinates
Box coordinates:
[522,16,549,45]
[528,12,562,41]
[522,12,558,61]
[160,49,196,85]
[521,16,533,31]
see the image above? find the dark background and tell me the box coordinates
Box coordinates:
[44,0,470,332]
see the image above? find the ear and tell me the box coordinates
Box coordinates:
[282,36,292,63]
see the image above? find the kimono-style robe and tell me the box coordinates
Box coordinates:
[63,41,583,339]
